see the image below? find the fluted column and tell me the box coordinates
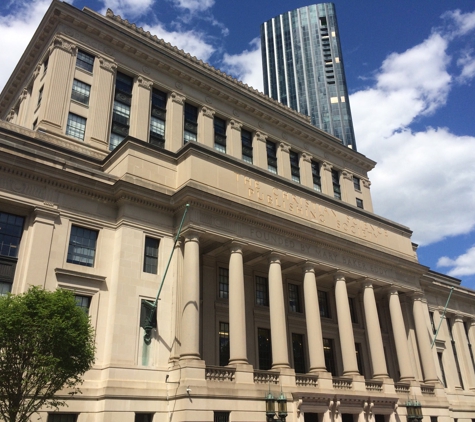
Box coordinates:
[268,253,290,369]
[180,232,201,360]
[334,272,359,376]
[228,242,248,365]
[412,293,438,383]
[303,263,326,372]
[388,288,414,381]
[452,315,475,389]
[362,281,388,378]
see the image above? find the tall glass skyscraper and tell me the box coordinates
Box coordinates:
[260,3,357,150]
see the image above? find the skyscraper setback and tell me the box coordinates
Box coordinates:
[261,3,357,150]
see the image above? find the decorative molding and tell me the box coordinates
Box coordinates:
[229,119,242,131]
[255,131,267,143]
[98,56,117,73]
[170,91,185,105]
[137,75,153,90]
[201,106,215,118]
[175,81,183,90]
[55,267,107,283]
[342,170,352,181]
[301,152,312,163]
[363,179,371,188]
[279,142,290,153]
[205,95,212,104]
[6,109,16,122]
[33,64,42,79]
[233,109,240,117]
[322,161,333,172]
[49,35,77,55]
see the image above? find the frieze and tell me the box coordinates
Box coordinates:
[61,25,112,56]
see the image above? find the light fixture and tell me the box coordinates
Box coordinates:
[265,389,287,422]
[406,399,423,422]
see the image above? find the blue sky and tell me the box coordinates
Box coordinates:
[1,0,475,289]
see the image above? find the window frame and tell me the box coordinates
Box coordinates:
[255,275,269,306]
[257,327,272,370]
[241,128,253,163]
[219,321,230,366]
[143,236,160,274]
[218,267,229,299]
[266,140,278,174]
[311,160,322,192]
[353,176,361,191]
[332,169,341,200]
[71,79,91,105]
[288,283,301,313]
[184,103,198,143]
[356,198,364,209]
[66,225,98,268]
[318,290,331,318]
[66,113,87,141]
[76,50,94,73]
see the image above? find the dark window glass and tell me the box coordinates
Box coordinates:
[75,295,91,315]
[332,169,341,199]
[353,176,361,191]
[219,267,229,299]
[214,412,230,422]
[348,297,358,323]
[289,151,300,183]
[116,72,133,94]
[429,311,436,334]
[430,417,438,422]
[67,225,98,267]
[184,103,198,143]
[43,58,49,74]
[71,79,91,105]
[266,140,277,174]
[464,322,475,372]
[143,237,159,274]
[48,414,78,422]
[110,72,133,150]
[241,129,253,163]
[37,86,43,106]
[292,333,306,373]
[258,328,272,370]
[0,281,12,296]
[135,414,154,422]
[318,290,330,318]
[0,212,24,258]
[76,50,94,73]
[311,161,321,192]
[355,342,364,376]
[356,198,364,209]
[219,322,229,366]
[150,88,167,148]
[437,352,447,387]
[323,338,336,375]
[256,276,269,306]
[288,283,301,312]
[448,319,464,389]
[214,117,226,153]
[66,113,86,141]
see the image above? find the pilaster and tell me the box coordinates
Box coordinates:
[452,315,475,390]
[254,131,268,170]
[227,119,242,159]
[129,75,152,142]
[278,142,291,179]
[321,161,333,196]
[199,106,215,148]
[167,91,185,152]
[342,170,355,205]
[300,153,313,189]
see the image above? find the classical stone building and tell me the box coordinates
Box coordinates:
[0,2,474,422]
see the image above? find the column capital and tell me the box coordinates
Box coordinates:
[269,252,282,265]
[301,152,312,163]
[229,240,246,254]
[184,230,201,242]
[171,91,186,105]
[49,35,77,55]
[333,270,346,282]
[201,105,215,119]
[363,179,371,189]
[302,261,318,273]
[98,56,117,73]
[342,170,352,181]
[362,279,375,289]
[387,286,400,296]
[137,75,153,90]
[255,131,268,143]
[453,314,465,324]
[279,142,291,153]
[322,161,333,172]
[411,291,426,303]
[229,119,242,132]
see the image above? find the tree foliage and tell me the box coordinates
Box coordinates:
[0,287,95,422]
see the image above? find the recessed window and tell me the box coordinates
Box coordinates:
[318,290,331,318]
[76,50,94,73]
[135,414,154,422]
[256,276,269,306]
[32,119,38,130]
[0,281,12,296]
[348,297,358,323]
[355,342,364,376]
[437,352,447,388]
[110,72,133,150]
[323,338,336,375]
[218,267,229,299]
[219,321,229,366]
[356,198,364,209]
[184,103,198,143]
[292,333,306,373]
[214,116,227,153]
[71,79,91,105]
[241,129,253,163]
[332,169,341,200]
[43,58,49,75]
[37,86,43,107]
[258,327,272,370]
[66,113,86,141]
[266,140,277,174]
[143,237,159,274]
[67,225,98,267]
[288,283,301,312]
[150,88,167,148]
[311,161,321,192]
[214,412,230,422]
[289,151,300,183]
[75,295,91,315]
[353,176,361,191]
[429,311,436,334]
[48,414,78,422]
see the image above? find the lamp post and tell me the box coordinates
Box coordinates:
[405,399,423,422]
[265,390,288,422]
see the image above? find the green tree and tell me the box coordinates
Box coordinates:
[0,286,95,422]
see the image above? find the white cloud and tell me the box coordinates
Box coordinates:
[437,245,475,277]
[457,50,475,83]
[0,0,51,92]
[221,38,264,91]
[442,9,475,38]
[99,0,155,19]
[172,0,215,13]
[142,23,216,62]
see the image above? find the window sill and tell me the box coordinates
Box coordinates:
[55,267,106,283]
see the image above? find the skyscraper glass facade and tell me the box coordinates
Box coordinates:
[261,3,357,150]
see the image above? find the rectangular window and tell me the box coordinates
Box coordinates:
[311,161,321,192]
[356,198,364,209]
[75,295,91,315]
[256,276,269,306]
[289,151,300,183]
[219,322,230,366]
[0,281,12,296]
[48,414,78,422]
[214,116,227,153]
[292,333,306,373]
[143,237,159,274]
[184,103,198,143]
[110,72,133,150]
[71,79,91,105]
[288,283,301,313]
[429,311,436,334]
[218,267,229,299]
[258,327,272,370]
[76,50,94,73]
[150,88,167,148]
[266,140,277,174]
[66,225,98,267]
[0,212,25,258]
[355,342,364,376]
[241,129,253,163]
[430,417,438,422]
[323,338,336,375]
[66,113,86,141]
[332,169,341,199]
[437,352,447,387]
[32,119,38,130]
[348,297,358,323]
[214,412,230,422]
[43,58,49,75]
[353,176,361,191]
[135,414,154,422]
[318,290,331,318]
[37,86,43,107]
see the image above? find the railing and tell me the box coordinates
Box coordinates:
[296,374,319,387]
[394,382,410,394]
[205,366,235,382]
[332,377,352,389]
[253,370,279,385]
[365,380,383,392]
[421,384,435,396]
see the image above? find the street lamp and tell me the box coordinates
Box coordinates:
[265,389,287,422]
[405,399,423,422]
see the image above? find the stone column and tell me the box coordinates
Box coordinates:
[268,253,290,369]
[321,161,334,196]
[169,239,183,363]
[303,263,326,372]
[227,119,242,159]
[166,91,185,152]
[388,289,415,381]
[361,179,374,213]
[180,232,201,360]
[412,293,438,383]
[254,131,268,170]
[300,153,313,189]
[341,171,355,204]
[468,319,475,361]
[129,75,152,142]
[362,281,388,378]
[452,315,475,389]
[334,272,359,376]
[199,105,215,148]
[278,142,291,179]
[228,242,248,365]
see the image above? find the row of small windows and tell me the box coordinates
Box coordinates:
[47,414,230,422]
